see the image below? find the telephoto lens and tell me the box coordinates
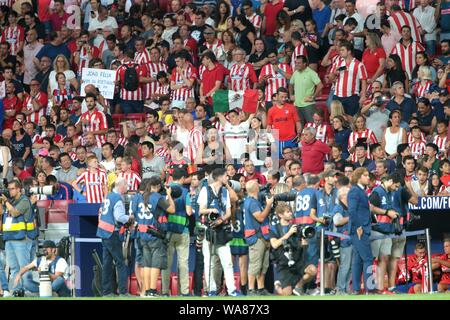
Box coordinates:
[299,225,316,239]
[330,238,341,260]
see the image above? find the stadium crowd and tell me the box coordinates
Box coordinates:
[0,0,449,298]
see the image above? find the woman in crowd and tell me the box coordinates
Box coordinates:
[348,114,378,162]
[196,126,230,166]
[383,54,409,93]
[48,54,79,96]
[411,51,436,84]
[52,72,75,108]
[381,110,407,160]
[332,115,351,160]
[214,1,231,37]
[10,119,33,168]
[234,14,256,56]
[362,33,386,87]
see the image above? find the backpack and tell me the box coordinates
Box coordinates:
[124,64,139,91]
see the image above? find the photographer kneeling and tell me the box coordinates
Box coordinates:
[270,203,317,296]
[13,240,70,297]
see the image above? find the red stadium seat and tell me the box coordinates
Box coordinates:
[171,274,178,296]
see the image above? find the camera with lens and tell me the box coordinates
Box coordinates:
[392,216,403,235]
[298,225,316,239]
[374,95,390,106]
[282,240,296,268]
[329,237,341,260]
[146,225,170,244]
[194,223,207,251]
[322,214,331,226]
[0,187,10,199]
[25,185,55,197]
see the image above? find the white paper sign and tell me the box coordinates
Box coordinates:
[80,68,116,99]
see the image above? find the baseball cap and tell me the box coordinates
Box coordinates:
[439,88,449,96]
[38,148,49,157]
[42,240,57,249]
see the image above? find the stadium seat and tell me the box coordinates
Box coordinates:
[171,274,179,296]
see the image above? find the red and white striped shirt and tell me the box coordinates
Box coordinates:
[135,49,154,100]
[117,170,142,191]
[0,0,15,7]
[391,41,425,80]
[185,127,203,163]
[259,63,293,101]
[407,131,426,144]
[76,110,108,146]
[291,43,308,70]
[433,135,448,159]
[118,136,128,146]
[348,129,378,162]
[155,84,169,97]
[330,57,368,98]
[388,11,422,44]
[170,63,198,101]
[23,92,48,124]
[166,123,178,136]
[155,147,171,162]
[205,39,225,60]
[409,140,426,159]
[228,63,257,92]
[248,13,262,36]
[75,169,107,203]
[305,122,334,144]
[77,45,100,76]
[69,151,78,161]
[115,61,148,101]
[146,62,168,99]
[413,80,433,98]
[0,25,24,56]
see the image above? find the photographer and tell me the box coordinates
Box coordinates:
[369,173,402,293]
[198,168,241,296]
[161,169,192,297]
[269,202,317,296]
[311,170,340,293]
[45,175,73,201]
[96,177,134,297]
[0,180,37,296]
[243,180,274,296]
[136,176,175,298]
[13,240,70,297]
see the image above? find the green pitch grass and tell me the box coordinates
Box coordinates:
[3,292,450,300]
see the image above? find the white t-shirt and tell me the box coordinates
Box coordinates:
[100,159,116,173]
[32,256,69,280]
[223,120,251,159]
[49,70,76,94]
[411,180,428,196]
[88,16,118,32]
[197,186,231,211]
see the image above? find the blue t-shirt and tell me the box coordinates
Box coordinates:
[36,43,71,63]
[387,97,417,123]
[334,128,351,158]
[312,6,332,34]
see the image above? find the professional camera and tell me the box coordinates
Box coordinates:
[282,240,296,268]
[146,225,170,244]
[322,214,331,226]
[0,187,10,199]
[268,192,297,202]
[194,223,207,251]
[160,184,183,199]
[207,211,220,223]
[392,216,403,235]
[25,185,55,197]
[298,225,316,239]
[329,238,341,260]
[12,288,25,297]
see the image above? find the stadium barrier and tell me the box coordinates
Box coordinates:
[319,228,433,296]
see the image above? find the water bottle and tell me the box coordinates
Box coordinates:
[39,271,53,298]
